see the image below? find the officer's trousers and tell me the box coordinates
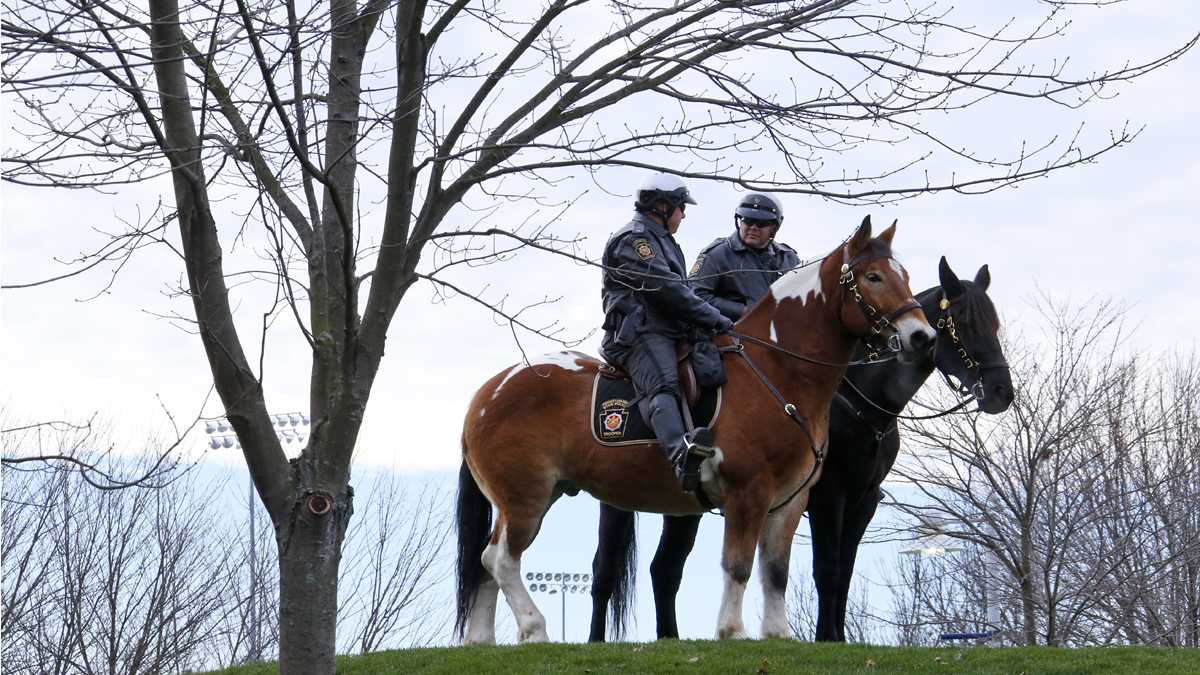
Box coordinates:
[619,334,688,456]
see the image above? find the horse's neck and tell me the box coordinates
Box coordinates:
[740,260,857,396]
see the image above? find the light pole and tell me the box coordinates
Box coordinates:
[525,571,592,642]
[204,412,310,662]
[899,536,965,644]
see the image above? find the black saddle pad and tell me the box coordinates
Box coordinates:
[589,374,722,446]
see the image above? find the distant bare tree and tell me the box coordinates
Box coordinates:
[1,412,185,490]
[337,475,451,653]
[5,1,1194,667]
[883,300,1200,647]
[2,453,242,673]
[889,298,1134,645]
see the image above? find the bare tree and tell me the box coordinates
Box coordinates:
[889,298,1134,645]
[2,413,186,490]
[337,475,451,653]
[4,1,1194,668]
[2,453,244,674]
[885,300,1200,647]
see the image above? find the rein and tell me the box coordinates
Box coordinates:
[718,341,825,516]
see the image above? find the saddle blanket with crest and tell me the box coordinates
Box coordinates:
[589,373,723,446]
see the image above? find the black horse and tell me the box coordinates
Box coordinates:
[587,257,1014,642]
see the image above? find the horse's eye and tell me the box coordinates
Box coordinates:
[866,272,883,283]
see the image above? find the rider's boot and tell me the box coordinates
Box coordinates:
[646,392,716,493]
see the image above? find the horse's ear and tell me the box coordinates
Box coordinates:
[939,256,966,299]
[848,215,873,253]
[877,219,897,246]
[974,264,991,291]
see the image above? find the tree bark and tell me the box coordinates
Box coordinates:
[276,474,354,674]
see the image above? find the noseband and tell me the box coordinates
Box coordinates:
[936,295,1009,401]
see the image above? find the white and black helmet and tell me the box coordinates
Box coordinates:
[735,192,783,225]
[634,172,698,212]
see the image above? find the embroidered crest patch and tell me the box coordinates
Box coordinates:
[632,238,655,261]
[689,252,707,277]
[598,398,630,440]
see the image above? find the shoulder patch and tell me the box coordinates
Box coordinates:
[632,238,655,261]
[689,252,708,277]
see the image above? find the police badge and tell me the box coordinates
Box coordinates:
[598,398,630,440]
[632,238,655,261]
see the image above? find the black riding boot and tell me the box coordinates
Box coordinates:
[645,392,715,493]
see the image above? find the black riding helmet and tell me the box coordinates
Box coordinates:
[735,192,783,225]
[635,172,698,221]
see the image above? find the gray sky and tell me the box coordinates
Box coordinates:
[4,0,1199,643]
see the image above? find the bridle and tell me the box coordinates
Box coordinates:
[935,295,1009,402]
[839,250,922,362]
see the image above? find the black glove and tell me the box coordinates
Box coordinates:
[712,314,734,335]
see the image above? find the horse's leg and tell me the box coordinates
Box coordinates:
[589,504,635,643]
[464,573,501,645]
[482,499,555,643]
[834,485,883,642]
[809,487,847,642]
[650,514,702,639]
[715,491,769,639]
[757,492,809,639]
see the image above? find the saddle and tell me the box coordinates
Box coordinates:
[599,341,703,407]
[591,341,723,447]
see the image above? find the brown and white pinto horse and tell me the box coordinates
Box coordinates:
[455,217,934,643]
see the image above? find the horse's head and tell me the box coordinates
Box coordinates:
[835,216,935,356]
[930,257,1014,414]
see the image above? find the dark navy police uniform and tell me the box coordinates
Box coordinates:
[601,213,728,402]
[689,232,800,320]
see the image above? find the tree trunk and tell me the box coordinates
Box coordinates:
[1020,526,1037,646]
[275,481,354,673]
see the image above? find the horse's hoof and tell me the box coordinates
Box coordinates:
[717,626,750,640]
[519,621,549,643]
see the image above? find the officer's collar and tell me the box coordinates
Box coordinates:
[634,212,671,236]
[729,230,775,254]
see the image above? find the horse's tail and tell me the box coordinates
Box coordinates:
[454,453,493,640]
[608,513,638,641]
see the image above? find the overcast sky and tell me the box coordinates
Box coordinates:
[4,0,1200,643]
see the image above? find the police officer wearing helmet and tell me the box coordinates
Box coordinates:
[690,192,800,321]
[600,172,733,493]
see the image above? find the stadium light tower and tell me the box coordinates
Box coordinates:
[205,412,309,662]
[525,571,593,642]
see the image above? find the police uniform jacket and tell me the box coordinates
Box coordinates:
[689,231,801,320]
[601,213,727,361]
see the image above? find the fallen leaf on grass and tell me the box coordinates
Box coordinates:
[631,646,644,653]
[757,657,770,674]
[865,658,877,670]
[688,656,700,663]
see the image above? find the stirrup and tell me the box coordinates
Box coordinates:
[686,427,717,459]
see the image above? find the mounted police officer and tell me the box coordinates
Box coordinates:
[600,172,733,493]
[690,192,800,320]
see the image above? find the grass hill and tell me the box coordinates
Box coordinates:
[210,639,1198,674]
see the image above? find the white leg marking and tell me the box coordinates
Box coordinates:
[483,528,549,643]
[758,502,805,639]
[465,576,500,645]
[716,568,750,639]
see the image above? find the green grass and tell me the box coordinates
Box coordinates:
[210,640,1199,674]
